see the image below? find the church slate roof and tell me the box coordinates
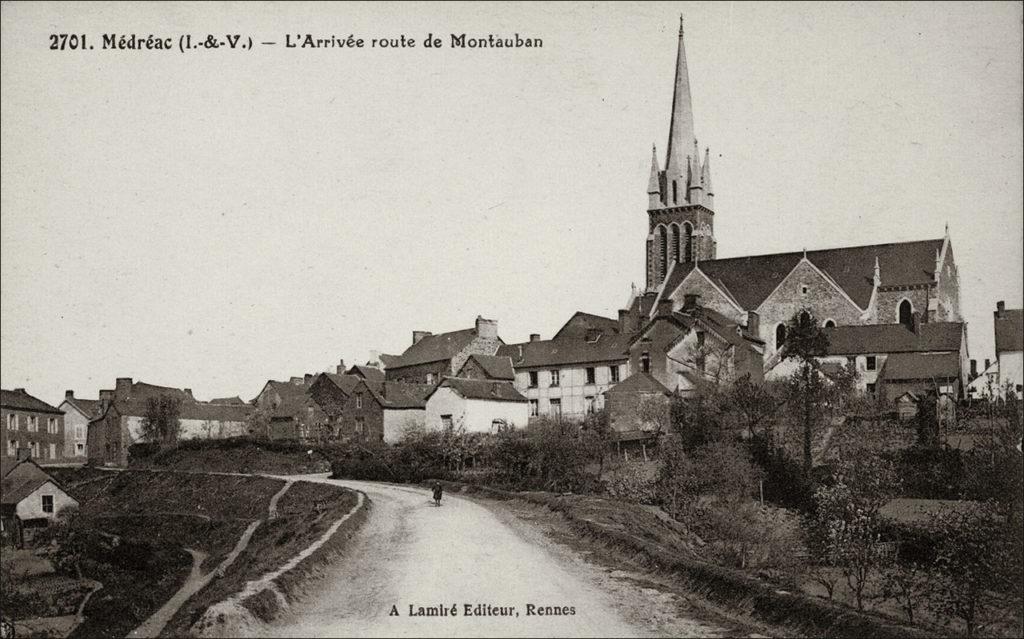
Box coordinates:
[661,238,946,310]
[994,308,1023,353]
[0,389,63,415]
[386,328,480,369]
[824,322,963,355]
[880,352,961,381]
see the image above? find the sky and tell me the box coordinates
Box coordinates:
[2,1,1022,405]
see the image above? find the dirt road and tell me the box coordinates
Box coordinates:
[259,478,732,638]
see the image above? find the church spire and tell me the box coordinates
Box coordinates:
[665,15,696,192]
[647,144,662,208]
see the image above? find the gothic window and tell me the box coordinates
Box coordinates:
[658,227,668,281]
[683,223,694,262]
[672,180,678,204]
[640,352,651,373]
[671,224,681,263]
[898,299,913,326]
[775,324,787,350]
[824,319,836,328]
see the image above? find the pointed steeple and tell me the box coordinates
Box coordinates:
[665,15,696,191]
[647,144,662,208]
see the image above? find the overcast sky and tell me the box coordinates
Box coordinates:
[2,1,1022,405]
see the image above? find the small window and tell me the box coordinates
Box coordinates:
[640,352,651,373]
[866,356,877,371]
[529,400,539,417]
[76,443,85,454]
[550,370,560,387]
[824,319,836,328]
[549,399,562,418]
[866,383,876,395]
[440,414,453,429]
[775,324,787,350]
[48,443,57,460]
[42,495,54,514]
[585,396,595,414]
[586,367,596,385]
[355,417,365,435]
[6,414,15,430]
[425,373,435,385]
[528,371,538,388]
[610,365,620,383]
[355,393,363,409]
[801,284,809,296]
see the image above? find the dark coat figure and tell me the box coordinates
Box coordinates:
[432,481,443,506]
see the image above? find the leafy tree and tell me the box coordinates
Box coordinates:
[925,501,1022,637]
[728,374,779,443]
[140,394,182,447]
[879,561,929,624]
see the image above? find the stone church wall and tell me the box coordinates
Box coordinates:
[666,271,745,324]
[876,287,929,325]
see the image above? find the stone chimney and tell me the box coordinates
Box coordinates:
[115,377,132,398]
[304,373,313,385]
[682,293,701,310]
[289,376,303,385]
[99,389,113,413]
[412,331,432,345]
[996,300,1006,319]
[618,309,630,332]
[746,311,760,338]
[183,388,194,401]
[529,333,541,342]
[336,359,346,375]
[970,359,978,380]
[656,298,674,317]
[65,390,75,400]
[475,316,498,340]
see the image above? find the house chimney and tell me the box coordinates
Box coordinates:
[304,373,313,385]
[618,309,630,332]
[970,359,978,380]
[412,331,432,345]
[475,316,499,340]
[996,300,1006,318]
[336,359,346,375]
[530,333,541,342]
[683,293,700,310]
[290,376,303,385]
[183,388,194,401]
[746,311,760,338]
[115,377,132,398]
[657,298,674,316]
[65,390,74,400]
[13,388,25,394]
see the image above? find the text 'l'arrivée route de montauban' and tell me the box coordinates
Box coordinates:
[283,33,543,48]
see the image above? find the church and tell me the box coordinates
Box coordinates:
[619,18,966,392]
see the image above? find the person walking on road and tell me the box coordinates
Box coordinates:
[432,481,443,507]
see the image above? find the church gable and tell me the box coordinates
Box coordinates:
[756,259,864,352]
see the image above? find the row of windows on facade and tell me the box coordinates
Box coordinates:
[6,440,61,459]
[527,395,600,418]
[4,414,60,434]
[527,365,621,388]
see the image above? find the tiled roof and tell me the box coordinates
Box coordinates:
[498,332,634,369]
[1,459,71,505]
[387,328,484,369]
[0,389,63,415]
[64,397,103,418]
[429,378,528,403]
[661,238,945,310]
[880,352,961,381]
[319,373,362,396]
[367,381,433,409]
[459,354,515,380]
[995,308,1023,354]
[110,381,251,421]
[604,372,671,395]
[824,322,963,355]
[551,312,622,341]
[347,365,385,382]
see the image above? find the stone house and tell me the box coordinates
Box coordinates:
[994,301,1023,397]
[626,296,765,395]
[499,312,634,421]
[424,378,529,434]
[603,371,673,450]
[1,388,66,474]
[381,316,503,384]
[253,375,329,441]
[309,373,430,443]
[58,390,102,461]
[1,456,79,547]
[88,378,253,466]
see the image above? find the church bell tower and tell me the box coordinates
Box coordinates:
[645,17,716,292]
